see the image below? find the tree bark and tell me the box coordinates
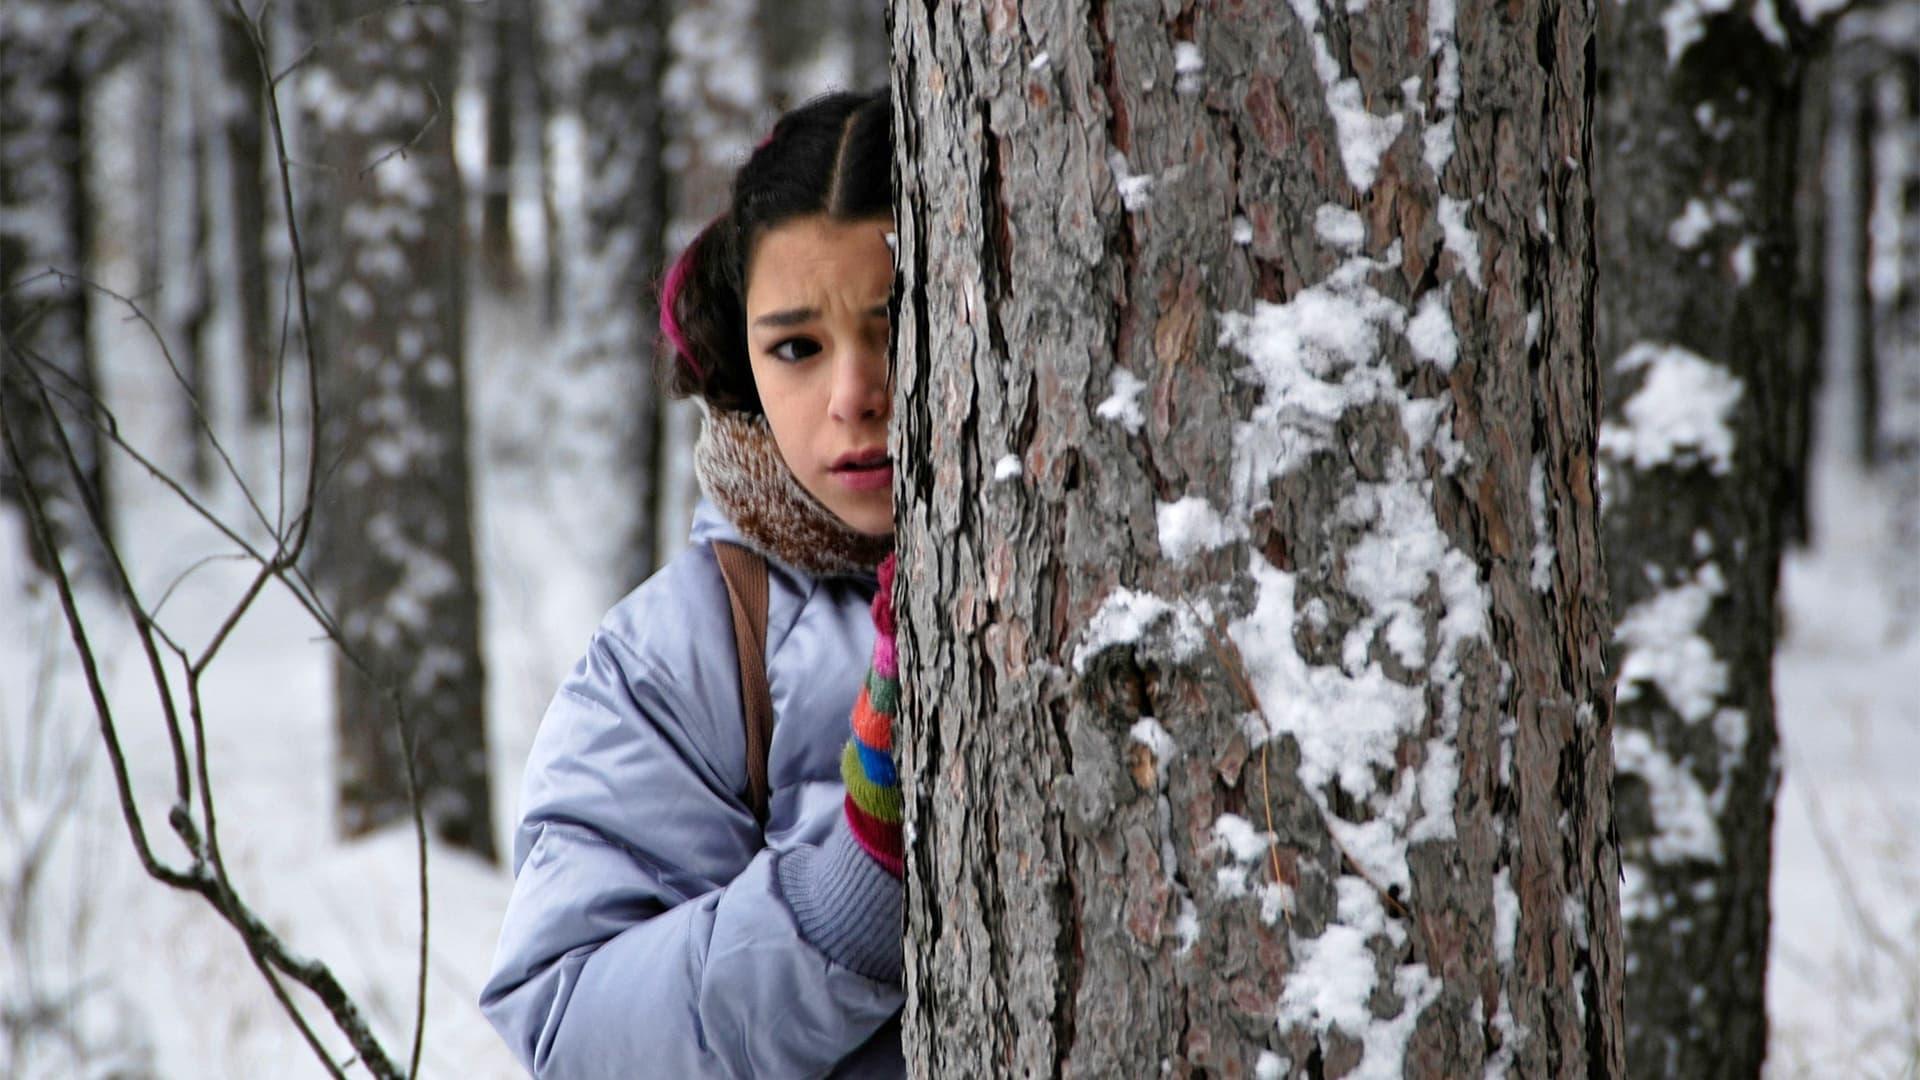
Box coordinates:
[304,1,495,861]
[1592,6,1843,1074]
[892,2,1621,1076]
[0,0,110,578]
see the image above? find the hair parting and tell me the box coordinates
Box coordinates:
[655,89,893,416]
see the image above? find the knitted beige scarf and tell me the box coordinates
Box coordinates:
[693,407,892,579]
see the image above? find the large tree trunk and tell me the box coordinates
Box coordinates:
[573,0,671,585]
[0,0,110,578]
[304,2,495,861]
[892,2,1621,1075]
[1593,6,1839,1074]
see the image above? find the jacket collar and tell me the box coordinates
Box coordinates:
[692,407,891,581]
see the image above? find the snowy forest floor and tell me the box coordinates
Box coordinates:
[4,235,1918,1080]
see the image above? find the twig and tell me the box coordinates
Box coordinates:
[359,80,445,180]
[47,269,278,542]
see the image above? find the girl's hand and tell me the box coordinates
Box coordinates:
[843,552,902,876]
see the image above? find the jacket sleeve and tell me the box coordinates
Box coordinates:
[478,627,903,1079]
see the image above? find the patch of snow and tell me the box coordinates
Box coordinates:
[1232,216,1254,245]
[1315,204,1367,251]
[1406,286,1458,372]
[1439,196,1483,288]
[1071,588,1209,672]
[1157,496,1248,562]
[1492,867,1520,963]
[1661,0,1739,66]
[1752,0,1789,46]
[1730,237,1756,284]
[1277,877,1443,1080]
[1217,250,1417,508]
[1175,897,1201,954]
[993,453,1021,482]
[1173,41,1205,94]
[1029,51,1051,71]
[1614,728,1723,862]
[1130,717,1177,770]
[1096,367,1148,434]
[1108,152,1155,211]
[1213,813,1275,863]
[1287,2,1405,191]
[1597,342,1742,475]
[1614,562,1729,724]
[1529,455,1556,592]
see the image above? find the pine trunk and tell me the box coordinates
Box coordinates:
[891,2,1622,1076]
[305,1,495,862]
[1592,7,1831,1074]
[0,1,110,578]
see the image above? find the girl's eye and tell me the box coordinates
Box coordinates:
[771,337,821,363]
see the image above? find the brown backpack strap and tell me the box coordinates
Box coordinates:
[713,541,774,823]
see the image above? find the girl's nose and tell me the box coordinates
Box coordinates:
[828,341,890,423]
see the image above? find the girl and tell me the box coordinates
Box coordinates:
[480,91,906,1078]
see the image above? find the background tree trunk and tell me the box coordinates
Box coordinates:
[892,1,1621,1075]
[304,1,495,862]
[216,7,275,425]
[478,0,528,285]
[0,0,110,578]
[1593,7,1847,1073]
[158,0,218,491]
[573,0,672,586]
[655,0,767,564]
[1860,33,1919,628]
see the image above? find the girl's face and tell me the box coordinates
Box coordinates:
[744,213,896,537]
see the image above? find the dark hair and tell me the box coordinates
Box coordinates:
[659,90,892,414]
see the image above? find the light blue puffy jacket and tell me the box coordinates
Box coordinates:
[480,500,905,1078]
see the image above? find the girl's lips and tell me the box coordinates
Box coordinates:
[832,462,893,492]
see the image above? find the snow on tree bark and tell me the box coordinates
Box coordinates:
[0,0,111,578]
[302,2,495,861]
[891,2,1621,1076]
[1593,5,1837,1074]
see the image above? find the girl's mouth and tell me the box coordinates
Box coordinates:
[833,460,893,491]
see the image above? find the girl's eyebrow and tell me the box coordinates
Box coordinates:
[867,303,889,318]
[754,307,818,328]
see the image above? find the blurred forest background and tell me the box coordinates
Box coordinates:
[0,0,1915,1076]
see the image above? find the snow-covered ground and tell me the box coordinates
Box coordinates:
[1765,401,1920,1079]
[7,278,1914,1076]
